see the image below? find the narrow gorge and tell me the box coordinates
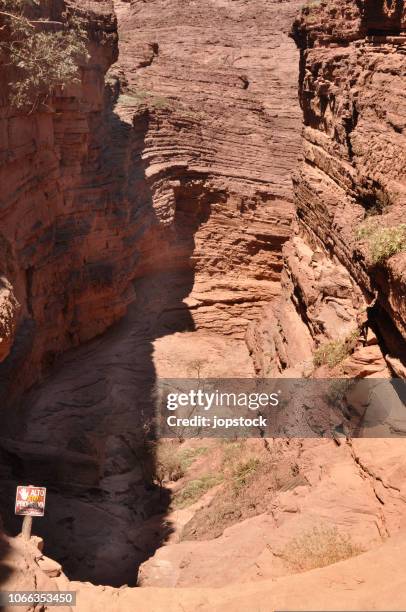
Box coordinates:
[0,0,405,610]
[1,0,303,585]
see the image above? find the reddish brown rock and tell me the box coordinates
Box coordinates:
[139,438,406,588]
[291,0,406,359]
[0,0,405,599]
[107,0,304,339]
[248,234,368,376]
[0,533,72,612]
[0,1,119,399]
[0,0,304,402]
[0,276,19,362]
[6,525,406,612]
[0,0,305,585]
[251,0,406,376]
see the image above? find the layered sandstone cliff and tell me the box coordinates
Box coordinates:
[0,0,303,404]
[0,1,119,399]
[249,0,406,378]
[107,0,303,338]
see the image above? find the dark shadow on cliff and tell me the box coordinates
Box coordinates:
[0,101,215,586]
[0,531,12,588]
[365,0,405,35]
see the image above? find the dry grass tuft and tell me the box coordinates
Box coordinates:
[155,441,185,484]
[357,221,406,263]
[313,330,360,369]
[232,457,261,493]
[180,441,296,541]
[154,441,209,485]
[325,379,356,404]
[279,526,363,571]
[173,474,223,509]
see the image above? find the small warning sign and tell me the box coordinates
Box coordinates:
[15,486,46,517]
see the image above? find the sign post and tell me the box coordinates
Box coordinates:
[15,485,46,540]
[21,515,33,541]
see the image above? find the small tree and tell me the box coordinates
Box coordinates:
[0,0,89,111]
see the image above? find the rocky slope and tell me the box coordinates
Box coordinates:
[3,514,406,612]
[71,529,406,611]
[139,437,406,588]
[248,0,406,378]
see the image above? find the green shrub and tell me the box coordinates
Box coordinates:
[174,474,223,508]
[177,446,209,470]
[279,526,363,571]
[232,457,260,492]
[357,222,406,263]
[303,0,322,11]
[153,443,209,487]
[0,0,89,110]
[155,441,185,484]
[117,94,141,106]
[118,89,172,111]
[313,330,359,369]
[151,94,172,109]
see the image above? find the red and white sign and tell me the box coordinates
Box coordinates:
[15,486,47,517]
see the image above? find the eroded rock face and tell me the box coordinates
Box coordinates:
[0,1,119,399]
[250,0,406,376]
[0,0,304,587]
[2,0,405,596]
[0,276,19,363]
[0,0,303,401]
[108,0,303,338]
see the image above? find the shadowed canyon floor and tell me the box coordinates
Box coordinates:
[0,272,254,586]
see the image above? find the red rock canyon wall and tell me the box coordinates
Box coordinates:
[249,0,406,377]
[0,0,119,400]
[0,0,304,404]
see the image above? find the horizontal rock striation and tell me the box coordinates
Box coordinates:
[1,0,406,594]
[250,0,406,376]
[109,0,303,338]
[0,0,304,401]
[0,1,119,400]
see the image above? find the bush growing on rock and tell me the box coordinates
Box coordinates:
[0,0,89,110]
[356,221,406,263]
[232,457,260,493]
[279,525,363,571]
[117,90,173,111]
[154,442,209,487]
[154,441,186,485]
[325,379,356,405]
[174,474,223,509]
[313,329,360,369]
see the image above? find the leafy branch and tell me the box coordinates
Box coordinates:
[0,0,89,111]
